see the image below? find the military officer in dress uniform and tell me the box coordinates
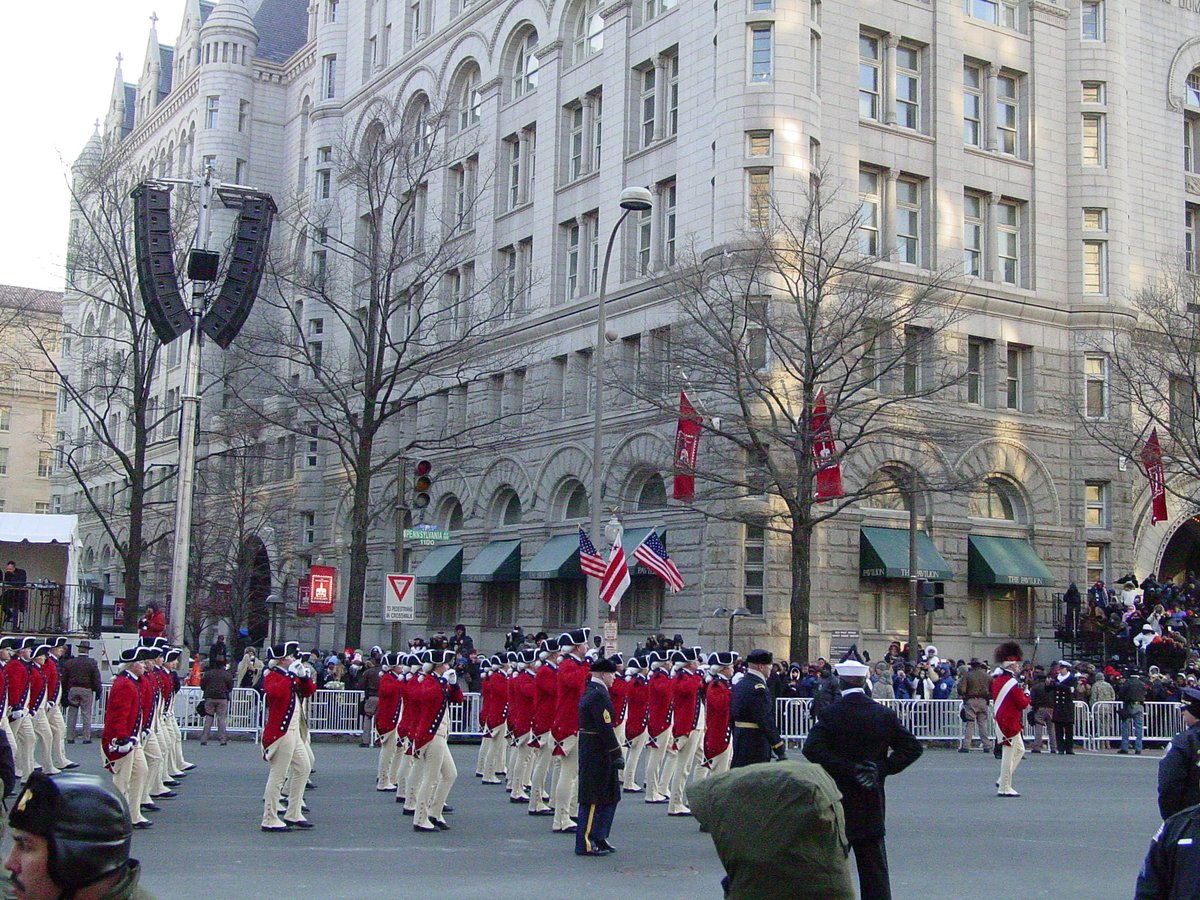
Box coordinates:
[551,628,592,834]
[28,644,59,776]
[44,638,76,772]
[1158,686,1200,820]
[699,651,737,778]
[102,645,154,829]
[620,658,650,794]
[411,649,464,833]
[375,653,404,792]
[575,655,623,856]
[730,649,786,768]
[803,659,923,900]
[7,638,35,779]
[260,641,317,832]
[527,640,561,818]
[643,651,675,801]
[665,647,705,817]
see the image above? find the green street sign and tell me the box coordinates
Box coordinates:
[404,527,452,544]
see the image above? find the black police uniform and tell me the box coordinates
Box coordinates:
[1136,806,1200,899]
[576,677,622,855]
[1159,720,1200,820]
[802,689,922,900]
[730,671,785,768]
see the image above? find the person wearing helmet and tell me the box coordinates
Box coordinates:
[5,771,146,899]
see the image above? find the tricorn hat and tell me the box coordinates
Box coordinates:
[119,646,155,664]
[164,648,182,663]
[519,648,539,664]
[430,649,455,667]
[707,651,738,667]
[560,627,590,647]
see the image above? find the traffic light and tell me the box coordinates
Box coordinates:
[933,581,945,611]
[919,581,936,613]
[413,460,432,509]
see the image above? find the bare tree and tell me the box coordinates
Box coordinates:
[627,172,970,661]
[20,146,197,621]
[232,101,524,647]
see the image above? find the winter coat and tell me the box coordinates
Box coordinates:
[1051,674,1077,724]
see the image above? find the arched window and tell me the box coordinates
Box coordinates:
[453,63,482,132]
[557,481,588,520]
[402,94,430,159]
[1186,69,1200,175]
[510,28,539,100]
[445,498,464,532]
[637,473,668,510]
[862,468,915,512]
[970,477,1023,522]
[572,1,604,65]
[494,488,522,526]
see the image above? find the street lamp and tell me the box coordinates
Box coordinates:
[589,186,654,635]
[712,606,752,652]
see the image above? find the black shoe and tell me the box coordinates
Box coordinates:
[1136,750,1143,755]
[554,825,578,833]
[575,848,611,856]
[60,763,80,770]
[359,743,371,748]
[261,825,293,833]
[182,763,196,770]
[442,805,453,814]
[433,819,450,831]
[597,839,617,853]
[141,804,161,812]
[413,824,437,833]
[623,787,644,794]
[220,742,227,746]
[284,820,314,829]
[957,748,969,753]
[200,741,208,746]
[67,739,75,744]
[82,740,92,745]
[1066,750,1075,755]
[1118,749,1128,754]
[528,809,554,816]
[510,796,529,804]
[306,783,317,790]
[475,772,483,777]
[152,791,178,799]
[395,796,406,804]
[133,821,154,829]
[1030,749,1042,753]
[402,808,415,816]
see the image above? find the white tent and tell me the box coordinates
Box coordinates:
[0,514,81,630]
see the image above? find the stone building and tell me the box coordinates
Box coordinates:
[53,0,1200,661]
[0,285,61,516]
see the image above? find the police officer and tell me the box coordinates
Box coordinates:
[1135,804,1200,899]
[729,649,786,768]
[1157,686,1200,820]
[575,656,623,857]
[802,659,923,900]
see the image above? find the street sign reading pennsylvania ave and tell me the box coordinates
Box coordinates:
[403,526,452,545]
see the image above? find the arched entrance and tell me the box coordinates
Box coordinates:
[242,536,271,646]
[1159,515,1200,584]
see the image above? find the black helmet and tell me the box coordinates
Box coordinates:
[9,772,131,892]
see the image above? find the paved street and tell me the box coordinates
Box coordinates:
[53,739,1160,898]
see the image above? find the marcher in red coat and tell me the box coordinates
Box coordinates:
[550,628,591,832]
[260,642,317,831]
[701,652,737,775]
[506,651,538,799]
[474,657,508,782]
[103,646,154,827]
[620,658,651,793]
[644,653,676,803]
[410,650,465,832]
[992,641,1031,798]
[664,648,706,815]
[137,603,166,640]
[374,653,404,792]
[527,641,561,815]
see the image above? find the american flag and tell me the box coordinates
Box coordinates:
[634,531,685,594]
[578,527,607,580]
[600,543,631,609]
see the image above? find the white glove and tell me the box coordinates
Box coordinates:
[8,709,27,721]
[288,660,307,677]
[444,669,458,686]
[114,740,137,754]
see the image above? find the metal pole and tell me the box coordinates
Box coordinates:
[907,483,921,661]
[588,208,635,635]
[167,167,212,647]
[728,614,735,653]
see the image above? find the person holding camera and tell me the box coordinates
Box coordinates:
[803,659,923,900]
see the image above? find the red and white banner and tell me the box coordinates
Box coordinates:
[810,388,844,502]
[600,544,631,610]
[1141,428,1168,525]
[672,391,702,501]
[307,565,337,615]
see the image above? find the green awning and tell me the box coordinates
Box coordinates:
[461,539,521,583]
[414,544,463,585]
[525,534,583,580]
[859,527,954,581]
[622,527,665,577]
[968,535,1054,587]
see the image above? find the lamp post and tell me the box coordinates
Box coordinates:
[588,187,654,635]
[712,606,752,652]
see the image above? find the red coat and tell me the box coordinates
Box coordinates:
[101,671,143,765]
[398,675,419,743]
[551,654,589,743]
[410,674,464,752]
[507,670,537,736]
[702,676,732,760]
[671,669,703,738]
[138,608,166,639]
[610,675,629,727]
[27,663,46,714]
[5,658,28,711]
[43,657,60,703]
[136,669,156,731]
[375,670,403,735]
[261,668,316,751]
[531,663,558,736]
[991,670,1030,740]
[479,671,509,731]
[647,669,674,737]
[623,676,649,740]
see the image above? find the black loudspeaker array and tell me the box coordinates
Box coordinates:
[131,185,194,344]
[201,195,277,349]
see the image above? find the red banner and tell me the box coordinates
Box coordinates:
[1141,428,1168,525]
[113,597,126,628]
[307,565,336,615]
[673,391,702,501]
[297,579,311,617]
[811,388,844,502]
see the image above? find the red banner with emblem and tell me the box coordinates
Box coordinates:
[307,565,336,615]
[811,388,844,502]
[1141,428,1168,525]
[297,579,311,617]
[672,391,702,501]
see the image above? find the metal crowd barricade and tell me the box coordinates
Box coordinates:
[175,687,262,737]
[306,689,366,734]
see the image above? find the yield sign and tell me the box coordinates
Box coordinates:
[384,573,416,622]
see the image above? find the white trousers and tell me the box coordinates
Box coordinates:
[262,728,311,827]
[666,727,703,813]
[645,727,673,800]
[46,701,71,768]
[413,734,456,828]
[997,732,1026,794]
[140,728,163,804]
[528,734,556,812]
[552,734,580,831]
[111,748,149,825]
[377,729,399,789]
[482,724,507,782]
[622,731,649,791]
[402,744,422,810]
[510,736,537,799]
[31,709,58,774]
[10,715,34,778]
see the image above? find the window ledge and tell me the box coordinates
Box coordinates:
[557,169,600,194]
[501,88,537,113]
[964,146,1033,169]
[860,119,935,145]
[624,134,677,164]
[496,202,534,223]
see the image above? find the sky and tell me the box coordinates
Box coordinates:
[1,3,184,292]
